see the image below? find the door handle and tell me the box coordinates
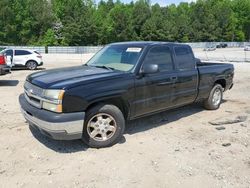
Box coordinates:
[171,76,177,80]
[157,77,178,86]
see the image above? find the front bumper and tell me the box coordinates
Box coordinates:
[19,94,85,140]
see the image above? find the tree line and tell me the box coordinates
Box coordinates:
[0,0,249,46]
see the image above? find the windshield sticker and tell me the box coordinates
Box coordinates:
[126,47,142,53]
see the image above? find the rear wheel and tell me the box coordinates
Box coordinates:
[26,61,37,70]
[204,84,223,110]
[82,104,125,148]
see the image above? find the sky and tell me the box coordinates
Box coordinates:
[96,0,196,6]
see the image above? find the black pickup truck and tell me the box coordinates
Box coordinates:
[19,42,234,148]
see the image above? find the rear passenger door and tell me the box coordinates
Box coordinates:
[13,50,31,65]
[173,46,199,106]
[134,45,177,117]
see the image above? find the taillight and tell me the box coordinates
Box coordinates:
[0,55,6,65]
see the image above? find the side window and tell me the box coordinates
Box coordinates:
[174,46,195,70]
[5,50,13,56]
[143,46,173,72]
[15,50,31,56]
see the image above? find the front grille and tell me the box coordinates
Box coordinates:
[24,81,43,96]
[24,81,43,108]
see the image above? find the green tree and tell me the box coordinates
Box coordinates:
[106,3,135,42]
[0,0,16,45]
[1,0,250,45]
[131,0,151,39]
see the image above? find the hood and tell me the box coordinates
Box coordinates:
[27,65,125,89]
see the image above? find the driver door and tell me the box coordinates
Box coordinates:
[133,45,177,118]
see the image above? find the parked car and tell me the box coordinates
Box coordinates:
[19,42,234,148]
[0,53,11,76]
[0,49,43,70]
[216,43,228,48]
[244,45,250,51]
[203,46,216,51]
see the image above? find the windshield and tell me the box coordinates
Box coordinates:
[86,44,144,71]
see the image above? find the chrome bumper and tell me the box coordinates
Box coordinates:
[19,94,84,140]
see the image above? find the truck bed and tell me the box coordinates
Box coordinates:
[196,61,234,101]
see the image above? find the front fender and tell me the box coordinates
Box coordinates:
[62,90,129,113]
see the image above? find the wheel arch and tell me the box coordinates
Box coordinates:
[214,79,226,89]
[85,97,130,120]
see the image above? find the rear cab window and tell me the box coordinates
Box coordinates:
[15,50,32,56]
[174,46,195,70]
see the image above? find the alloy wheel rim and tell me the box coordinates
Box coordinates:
[212,88,222,106]
[29,62,36,70]
[87,113,117,142]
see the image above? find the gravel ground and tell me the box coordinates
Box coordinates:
[0,54,250,188]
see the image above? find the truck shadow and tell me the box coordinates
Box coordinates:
[29,125,89,153]
[29,103,206,153]
[125,103,204,135]
[0,80,19,86]
[11,67,46,71]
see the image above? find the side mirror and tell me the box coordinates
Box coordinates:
[141,64,159,74]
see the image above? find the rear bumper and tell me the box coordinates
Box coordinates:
[19,94,84,140]
[0,65,11,75]
[38,62,43,66]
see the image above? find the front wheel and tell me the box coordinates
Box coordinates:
[204,84,223,110]
[82,104,125,148]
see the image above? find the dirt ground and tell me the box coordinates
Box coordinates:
[0,55,250,188]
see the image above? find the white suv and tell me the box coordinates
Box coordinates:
[2,49,43,70]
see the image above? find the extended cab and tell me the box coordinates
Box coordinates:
[19,42,234,148]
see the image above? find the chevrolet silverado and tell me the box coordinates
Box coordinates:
[19,42,234,148]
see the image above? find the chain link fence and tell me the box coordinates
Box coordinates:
[186,42,250,48]
[47,46,103,54]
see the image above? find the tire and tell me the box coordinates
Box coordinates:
[26,61,37,70]
[204,84,223,110]
[82,104,125,148]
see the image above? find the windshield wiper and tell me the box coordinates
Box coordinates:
[91,65,115,71]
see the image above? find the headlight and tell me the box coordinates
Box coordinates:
[43,89,64,100]
[42,89,64,113]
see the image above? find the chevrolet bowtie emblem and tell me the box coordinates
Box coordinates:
[28,89,33,94]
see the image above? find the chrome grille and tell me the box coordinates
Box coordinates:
[24,81,44,108]
[24,81,43,96]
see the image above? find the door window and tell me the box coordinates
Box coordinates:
[143,46,174,72]
[5,50,13,56]
[15,50,32,56]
